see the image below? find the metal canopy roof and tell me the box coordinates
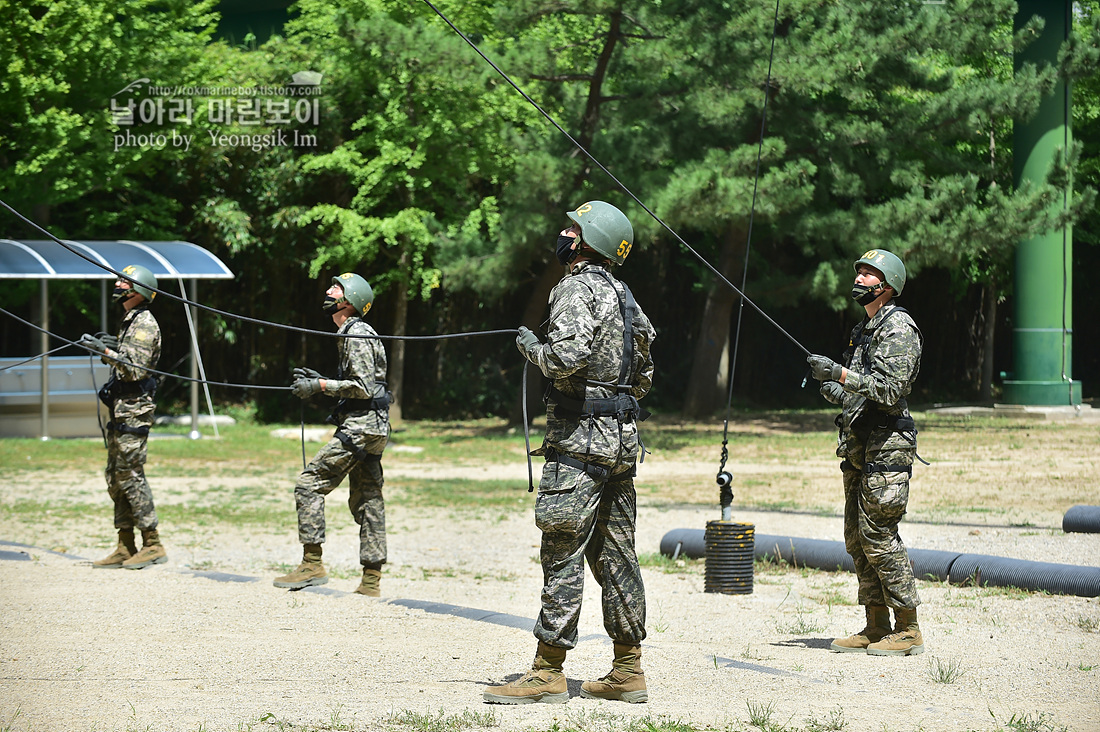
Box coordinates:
[0,239,234,280]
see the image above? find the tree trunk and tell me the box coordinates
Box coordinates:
[682,228,745,419]
[980,280,996,404]
[511,9,626,426]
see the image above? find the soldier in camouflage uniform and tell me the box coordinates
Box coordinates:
[807,249,925,656]
[79,264,167,570]
[484,201,655,705]
[273,273,390,597]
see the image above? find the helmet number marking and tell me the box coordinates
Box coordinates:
[616,239,632,259]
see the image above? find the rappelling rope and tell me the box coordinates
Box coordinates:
[418,0,808,357]
[718,0,783,495]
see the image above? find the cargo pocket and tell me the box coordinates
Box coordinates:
[865,470,909,521]
[535,462,598,535]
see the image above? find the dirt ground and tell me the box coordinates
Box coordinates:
[1,412,1099,732]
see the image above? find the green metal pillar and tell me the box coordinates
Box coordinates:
[1005,0,1081,405]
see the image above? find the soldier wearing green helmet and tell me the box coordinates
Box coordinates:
[78,263,167,570]
[486,201,655,705]
[806,248,925,657]
[275,272,390,597]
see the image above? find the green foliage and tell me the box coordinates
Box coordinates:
[0,0,217,235]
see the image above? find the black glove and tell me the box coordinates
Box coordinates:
[820,381,844,405]
[97,333,119,351]
[516,326,540,352]
[292,367,323,380]
[78,333,107,355]
[807,354,844,382]
[290,377,323,399]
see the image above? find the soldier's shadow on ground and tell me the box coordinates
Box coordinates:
[771,637,832,650]
[481,674,584,697]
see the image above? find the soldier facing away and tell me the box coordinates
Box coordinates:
[806,249,925,656]
[274,273,390,596]
[79,264,167,570]
[484,201,656,705]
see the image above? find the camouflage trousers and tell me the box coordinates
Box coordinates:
[841,442,920,609]
[533,460,647,649]
[104,414,158,531]
[295,430,387,566]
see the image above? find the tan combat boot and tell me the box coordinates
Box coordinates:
[122,529,168,569]
[273,543,328,589]
[483,641,569,705]
[867,607,924,656]
[93,529,138,569]
[830,605,892,653]
[354,568,381,597]
[580,643,648,703]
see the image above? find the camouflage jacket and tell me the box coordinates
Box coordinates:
[836,302,922,452]
[104,305,161,421]
[519,261,656,468]
[324,316,389,437]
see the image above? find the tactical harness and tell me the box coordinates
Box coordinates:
[541,268,649,484]
[837,305,926,476]
[325,327,391,463]
[97,308,158,439]
[333,429,383,464]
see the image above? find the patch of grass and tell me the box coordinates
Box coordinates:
[746,700,781,731]
[976,585,1039,600]
[775,604,827,635]
[535,708,694,732]
[0,708,23,732]
[927,656,966,684]
[1072,614,1099,633]
[998,711,1069,732]
[637,551,704,574]
[383,708,500,732]
[803,707,847,731]
[391,479,532,509]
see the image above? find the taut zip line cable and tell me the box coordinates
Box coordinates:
[0,304,536,489]
[0,306,288,391]
[418,0,809,358]
[0,199,516,344]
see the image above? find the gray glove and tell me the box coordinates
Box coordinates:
[77,333,107,355]
[807,354,844,382]
[516,326,540,353]
[292,367,323,380]
[820,381,844,405]
[290,377,323,399]
[97,333,119,351]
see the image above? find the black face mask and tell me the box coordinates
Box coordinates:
[112,287,135,304]
[322,296,343,314]
[556,234,578,266]
[851,283,882,306]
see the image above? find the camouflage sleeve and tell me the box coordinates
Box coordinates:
[631,308,656,400]
[325,321,385,399]
[523,278,596,380]
[109,309,161,381]
[844,315,921,407]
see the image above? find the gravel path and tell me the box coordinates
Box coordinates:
[2,498,1098,732]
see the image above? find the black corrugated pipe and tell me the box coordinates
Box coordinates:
[659,528,1100,597]
[1063,505,1100,533]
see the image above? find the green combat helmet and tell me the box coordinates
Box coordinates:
[120,264,158,302]
[333,272,374,315]
[566,200,634,265]
[854,249,906,296]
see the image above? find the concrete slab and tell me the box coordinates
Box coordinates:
[927,403,1098,420]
